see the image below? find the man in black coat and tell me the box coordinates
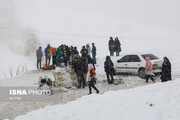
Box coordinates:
[104,56,114,84]
[161,57,172,82]
[114,37,121,56]
[72,57,85,88]
[109,37,115,56]
[80,46,88,59]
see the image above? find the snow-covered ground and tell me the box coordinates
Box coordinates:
[14,79,180,120]
[1,0,180,120]
[1,0,180,79]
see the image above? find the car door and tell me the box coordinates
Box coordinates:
[127,55,141,74]
[116,55,132,73]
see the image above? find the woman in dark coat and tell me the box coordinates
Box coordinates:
[104,56,114,84]
[109,37,115,56]
[114,37,121,56]
[160,57,172,82]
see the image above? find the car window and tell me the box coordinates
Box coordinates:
[131,55,141,62]
[141,54,159,60]
[119,55,132,62]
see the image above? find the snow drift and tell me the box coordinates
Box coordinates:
[14,79,180,120]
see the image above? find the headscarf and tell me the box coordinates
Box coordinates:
[145,57,152,71]
[86,64,94,81]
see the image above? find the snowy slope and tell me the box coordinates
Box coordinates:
[14,79,180,120]
[1,0,180,79]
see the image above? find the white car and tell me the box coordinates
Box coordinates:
[114,53,163,78]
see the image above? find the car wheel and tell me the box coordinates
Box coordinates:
[139,68,146,79]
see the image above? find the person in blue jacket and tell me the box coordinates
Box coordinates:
[44,44,51,65]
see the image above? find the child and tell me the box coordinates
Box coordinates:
[86,64,99,95]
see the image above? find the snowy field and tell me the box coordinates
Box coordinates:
[14,79,180,120]
[1,0,180,120]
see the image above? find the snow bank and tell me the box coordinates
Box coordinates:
[14,79,180,120]
[1,0,180,79]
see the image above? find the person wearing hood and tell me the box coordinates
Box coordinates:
[109,37,115,56]
[114,37,121,56]
[104,56,114,84]
[161,57,172,82]
[36,46,43,69]
[44,44,51,65]
[80,46,88,59]
[86,43,91,56]
[86,64,99,95]
[72,57,85,88]
[145,57,155,83]
[56,46,63,67]
[50,47,57,68]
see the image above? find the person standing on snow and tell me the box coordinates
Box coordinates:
[36,46,43,69]
[80,46,88,59]
[56,46,63,67]
[104,56,114,84]
[145,57,155,83]
[81,57,88,85]
[72,57,85,88]
[161,57,172,82]
[109,37,115,56]
[86,43,91,56]
[86,64,99,95]
[44,44,51,65]
[91,43,97,64]
[114,37,121,56]
[50,47,57,68]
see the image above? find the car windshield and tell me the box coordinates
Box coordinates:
[141,54,159,60]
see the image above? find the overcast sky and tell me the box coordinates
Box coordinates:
[0,0,180,32]
[59,0,180,32]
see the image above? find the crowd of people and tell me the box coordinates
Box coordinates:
[36,38,172,94]
[36,43,98,94]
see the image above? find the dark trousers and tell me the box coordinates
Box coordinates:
[110,51,114,56]
[92,53,96,64]
[116,51,119,56]
[106,72,114,84]
[76,73,85,88]
[88,80,99,93]
[146,75,154,82]
[52,56,56,66]
[46,56,51,65]
[37,58,42,69]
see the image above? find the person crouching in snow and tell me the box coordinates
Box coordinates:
[86,64,99,95]
[145,57,155,83]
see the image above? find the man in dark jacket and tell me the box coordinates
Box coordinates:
[36,46,43,69]
[91,43,96,64]
[114,37,121,56]
[80,46,88,59]
[161,57,172,82]
[109,37,115,56]
[72,57,85,88]
[104,56,114,84]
